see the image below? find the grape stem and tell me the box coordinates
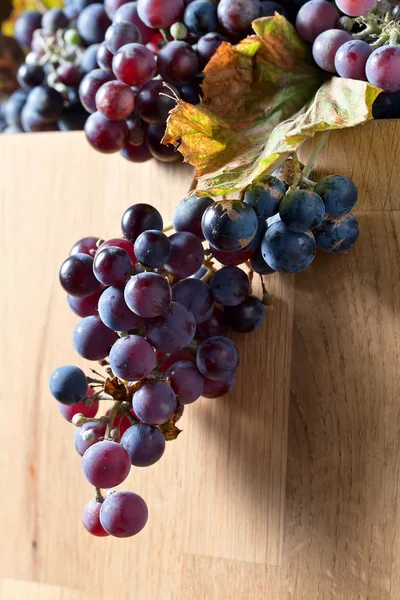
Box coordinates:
[105,400,122,440]
[246,261,254,295]
[201,265,216,283]
[302,131,330,181]
[95,488,104,503]
[163,223,174,232]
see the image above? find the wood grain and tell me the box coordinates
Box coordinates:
[0,132,292,598]
[1,126,400,599]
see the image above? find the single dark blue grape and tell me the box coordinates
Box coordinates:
[201,200,258,251]
[42,8,69,33]
[195,304,230,339]
[184,0,217,35]
[147,123,181,163]
[279,189,325,233]
[225,296,265,333]
[121,203,163,243]
[93,246,133,286]
[172,278,214,324]
[109,334,156,380]
[217,0,262,35]
[243,176,286,218]
[121,424,166,466]
[98,286,141,331]
[80,44,100,73]
[144,301,196,352]
[166,360,204,404]
[134,230,172,268]
[133,380,177,425]
[196,335,239,380]
[77,4,111,45]
[105,21,141,54]
[17,64,45,89]
[261,0,287,16]
[49,365,88,405]
[21,106,60,132]
[314,175,358,217]
[58,104,88,131]
[59,253,102,297]
[372,90,400,119]
[178,83,201,104]
[136,79,179,124]
[261,221,316,273]
[210,266,249,306]
[314,214,359,254]
[173,194,214,239]
[165,232,204,278]
[196,32,226,67]
[4,89,28,127]
[14,10,42,49]
[26,86,64,122]
[250,247,276,275]
[73,316,118,360]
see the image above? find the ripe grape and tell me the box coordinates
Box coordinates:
[26,86,64,122]
[295,0,339,43]
[57,64,83,87]
[137,0,184,29]
[105,0,128,18]
[202,200,258,251]
[209,245,254,266]
[49,365,88,405]
[157,41,199,86]
[157,348,196,372]
[184,0,217,36]
[335,0,376,17]
[146,123,181,162]
[261,221,316,273]
[210,266,249,306]
[314,214,360,253]
[249,248,276,275]
[166,360,204,404]
[93,246,133,286]
[179,82,201,104]
[82,499,109,537]
[366,46,400,93]
[372,90,400,119]
[173,194,214,239]
[59,253,102,297]
[97,43,114,71]
[14,11,42,49]
[21,108,59,132]
[112,43,156,87]
[58,388,98,422]
[279,189,325,232]
[81,44,100,73]
[314,175,358,217]
[97,237,137,264]
[165,232,204,277]
[113,2,154,45]
[246,216,268,251]
[126,118,146,145]
[4,89,28,128]
[312,29,352,73]
[105,21,141,54]
[144,301,196,352]
[134,230,172,268]
[261,1,287,17]
[132,380,177,424]
[17,64,45,89]
[172,278,214,323]
[85,111,129,153]
[121,424,166,466]
[99,490,148,537]
[225,296,265,332]
[196,336,239,380]
[75,421,107,456]
[217,0,262,35]
[73,315,118,360]
[121,203,163,242]
[195,305,230,339]
[124,272,172,318]
[135,79,178,124]
[77,4,111,45]
[42,8,69,34]
[243,177,285,219]
[67,288,103,318]
[98,286,141,331]
[121,140,153,162]
[109,334,156,380]
[196,32,227,67]
[79,69,115,114]
[202,372,236,398]
[70,236,100,256]
[82,440,131,488]
[334,40,372,80]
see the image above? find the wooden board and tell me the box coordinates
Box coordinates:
[0,132,292,599]
[1,121,400,600]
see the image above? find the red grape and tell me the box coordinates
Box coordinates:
[99,490,148,537]
[137,0,184,29]
[85,111,129,153]
[82,440,131,488]
[157,41,199,86]
[112,43,156,87]
[79,69,115,114]
[296,0,339,44]
[97,237,137,264]
[96,81,135,120]
[82,499,109,537]
[312,29,352,73]
[334,40,372,80]
[366,45,400,93]
[336,0,376,17]
[105,21,141,54]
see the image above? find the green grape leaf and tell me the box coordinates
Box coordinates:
[163,14,380,197]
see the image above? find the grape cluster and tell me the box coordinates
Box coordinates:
[295,0,400,118]
[49,162,360,538]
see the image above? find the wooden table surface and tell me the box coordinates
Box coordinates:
[0,123,399,600]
